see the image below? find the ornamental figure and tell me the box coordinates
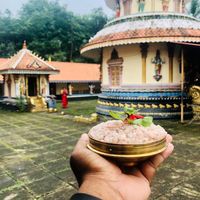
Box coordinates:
[138,0,145,12]
[151,50,165,82]
[161,0,170,12]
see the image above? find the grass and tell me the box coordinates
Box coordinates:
[57,99,97,116]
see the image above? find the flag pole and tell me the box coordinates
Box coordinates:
[181,47,184,123]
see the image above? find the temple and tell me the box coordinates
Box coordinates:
[0,41,59,112]
[81,0,200,119]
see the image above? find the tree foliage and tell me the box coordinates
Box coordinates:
[0,0,108,62]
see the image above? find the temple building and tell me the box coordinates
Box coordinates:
[81,0,200,119]
[0,42,59,111]
[0,43,101,111]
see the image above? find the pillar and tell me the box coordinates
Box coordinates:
[140,43,149,83]
[14,75,20,97]
[167,43,175,83]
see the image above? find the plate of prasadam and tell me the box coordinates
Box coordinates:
[87,107,167,166]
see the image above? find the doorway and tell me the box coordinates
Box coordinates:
[28,77,37,96]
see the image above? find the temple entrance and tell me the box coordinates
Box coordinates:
[28,77,37,96]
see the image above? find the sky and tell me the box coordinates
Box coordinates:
[0,0,114,16]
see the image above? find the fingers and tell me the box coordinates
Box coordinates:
[140,142,174,183]
[74,133,89,150]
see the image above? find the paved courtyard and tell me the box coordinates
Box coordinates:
[0,108,200,199]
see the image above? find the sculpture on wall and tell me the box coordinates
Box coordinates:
[138,0,145,12]
[162,0,170,12]
[152,50,165,81]
[107,49,123,87]
[20,77,25,96]
[116,0,120,17]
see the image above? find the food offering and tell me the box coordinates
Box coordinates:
[87,107,167,166]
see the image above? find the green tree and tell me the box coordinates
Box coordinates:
[0,0,108,62]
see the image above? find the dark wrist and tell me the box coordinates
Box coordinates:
[79,177,123,200]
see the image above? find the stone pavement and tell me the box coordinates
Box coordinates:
[0,111,199,200]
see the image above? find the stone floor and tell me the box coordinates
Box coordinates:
[0,111,199,200]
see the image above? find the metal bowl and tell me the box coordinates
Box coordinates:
[88,133,167,166]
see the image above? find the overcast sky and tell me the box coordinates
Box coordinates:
[0,0,114,16]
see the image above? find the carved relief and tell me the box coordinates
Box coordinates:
[123,0,132,15]
[19,76,25,96]
[151,50,165,82]
[138,0,145,12]
[107,49,123,87]
[161,0,170,12]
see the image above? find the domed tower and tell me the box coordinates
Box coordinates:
[81,0,200,119]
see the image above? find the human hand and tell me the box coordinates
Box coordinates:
[70,134,174,200]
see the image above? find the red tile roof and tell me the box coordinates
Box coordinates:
[0,48,59,74]
[0,59,100,83]
[49,61,100,83]
[84,28,200,47]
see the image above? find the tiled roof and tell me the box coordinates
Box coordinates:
[86,28,200,46]
[0,59,100,83]
[0,48,59,75]
[49,61,100,83]
[81,13,200,58]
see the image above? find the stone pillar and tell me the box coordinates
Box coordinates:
[14,75,20,97]
[7,75,12,98]
[25,76,28,97]
[2,75,5,96]
[140,43,149,83]
[167,43,175,83]
[68,84,73,95]
[46,75,50,96]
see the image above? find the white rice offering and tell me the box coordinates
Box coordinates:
[89,120,167,144]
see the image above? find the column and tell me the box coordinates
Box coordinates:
[14,75,20,97]
[167,43,175,83]
[140,43,149,83]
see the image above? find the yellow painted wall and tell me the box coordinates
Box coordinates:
[102,43,181,87]
[102,48,111,86]
[120,0,187,15]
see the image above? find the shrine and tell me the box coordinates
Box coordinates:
[81,0,200,119]
[0,41,59,112]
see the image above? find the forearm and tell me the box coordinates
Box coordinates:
[78,178,123,200]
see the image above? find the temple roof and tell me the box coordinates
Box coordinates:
[0,59,100,83]
[0,44,59,75]
[49,62,100,83]
[81,13,200,59]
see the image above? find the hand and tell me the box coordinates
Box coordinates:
[70,134,174,200]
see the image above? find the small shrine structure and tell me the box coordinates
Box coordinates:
[0,42,59,111]
[81,0,200,119]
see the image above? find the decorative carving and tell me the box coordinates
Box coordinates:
[116,0,120,17]
[189,86,200,122]
[107,49,123,87]
[151,50,165,82]
[19,76,26,96]
[138,0,145,12]
[123,0,132,15]
[161,0,170,12]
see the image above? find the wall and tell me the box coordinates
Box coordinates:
[102,43,181,87]
[119,0,188,16]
